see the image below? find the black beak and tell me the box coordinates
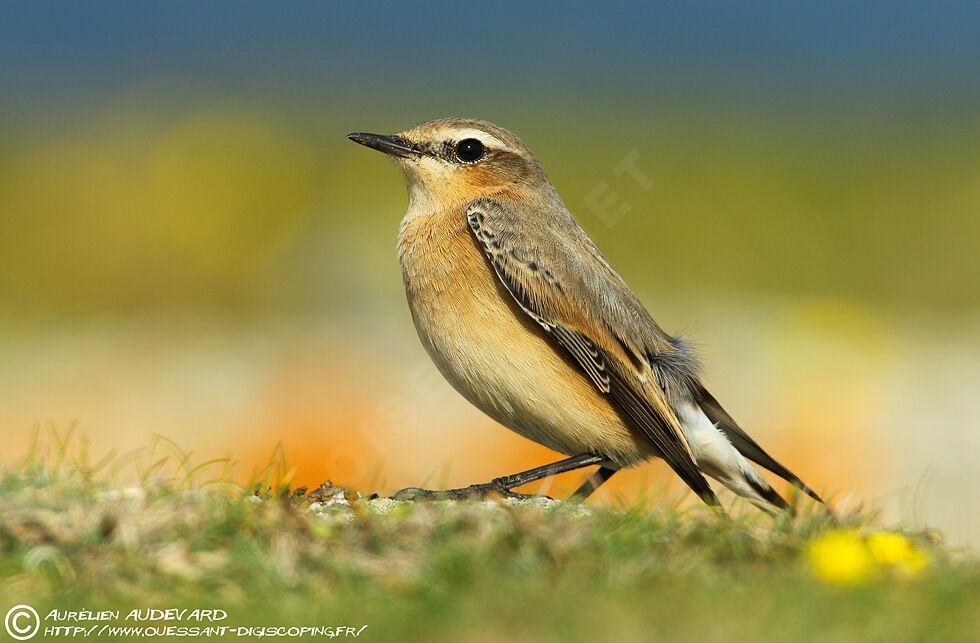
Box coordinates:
[347,132,423,159]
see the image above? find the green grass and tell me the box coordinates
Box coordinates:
[1,436,977,643]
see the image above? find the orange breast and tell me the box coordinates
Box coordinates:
[396,206,653,466]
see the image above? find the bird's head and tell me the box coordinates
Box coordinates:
[348,118,551,211]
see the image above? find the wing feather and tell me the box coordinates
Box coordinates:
[466,199,717,504]
[694,384,823,502]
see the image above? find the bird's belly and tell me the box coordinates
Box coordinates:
[399,228,649,465]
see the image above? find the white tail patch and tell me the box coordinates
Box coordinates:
[676,401,772,503]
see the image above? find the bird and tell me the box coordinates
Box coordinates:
[347,118,823,511]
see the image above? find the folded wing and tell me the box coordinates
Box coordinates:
[466,198,718,505]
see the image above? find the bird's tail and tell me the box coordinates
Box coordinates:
[692,384,824,504]
[676,400,789,511]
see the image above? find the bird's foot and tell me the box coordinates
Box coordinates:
[391,481,547,502]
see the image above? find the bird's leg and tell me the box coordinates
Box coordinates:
[569,465,619,501]
[392,454,607,501]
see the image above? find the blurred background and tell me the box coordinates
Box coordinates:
[1,3,977,546]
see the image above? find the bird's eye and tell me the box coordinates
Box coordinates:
[455,138,485,163]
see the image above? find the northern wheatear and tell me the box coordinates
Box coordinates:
[348,118,823,510]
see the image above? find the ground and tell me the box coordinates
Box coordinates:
[0,441,978,643]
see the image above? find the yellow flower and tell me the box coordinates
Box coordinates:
[807,530,874,585]
[867,532,929,577]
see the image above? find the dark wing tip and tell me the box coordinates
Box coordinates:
[695,384,825,505]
